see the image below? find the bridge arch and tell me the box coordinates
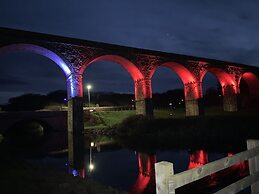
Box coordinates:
[0,43,72,76]
[150,62,196,85]
[80,54,143,80]
[201,67,237,94]
[6,118,52,132]
[4,119,52,146]
[238,72,259,108]
[80,54,148,115]
[151,61,201,116]
[238,72,259,92]
[201,67,237,112]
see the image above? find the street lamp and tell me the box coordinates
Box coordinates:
[87,84,92,108]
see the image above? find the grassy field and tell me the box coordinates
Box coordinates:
[84,110,135,130]
[84,107,258,131]
[154,108,186,118]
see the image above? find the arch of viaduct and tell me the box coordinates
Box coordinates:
[1,27,259,168]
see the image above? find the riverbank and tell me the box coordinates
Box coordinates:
[113,113,259,152]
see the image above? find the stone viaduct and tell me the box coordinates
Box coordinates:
[0,27,259,168]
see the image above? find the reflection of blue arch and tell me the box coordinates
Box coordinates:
[0,43,71,76]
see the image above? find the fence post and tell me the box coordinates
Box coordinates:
[155,161,174,194]
[247,139,259,194]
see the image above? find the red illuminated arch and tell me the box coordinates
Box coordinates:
[80,55,144,81]
[150,62,196,84]
[150,62,201,99]
[238,72,259,107]
[238,72,259,93]
[201,67,237,94]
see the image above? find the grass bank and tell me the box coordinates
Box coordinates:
[84,110,135,130]
[83,108,259,151]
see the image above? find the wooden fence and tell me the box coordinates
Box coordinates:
[155,139,259,194]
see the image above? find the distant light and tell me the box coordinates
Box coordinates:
[169,103,172,106]
[64,98,67,101]
[89,163,94,171]
[179,102,181,105]
[219,95,221,97]
[181,99,184,102]
[87,85,92,90]
[90,142,94,147]
[89,109,94,112]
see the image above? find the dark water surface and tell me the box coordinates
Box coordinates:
[2,126,251,194]
[27,139,251,194]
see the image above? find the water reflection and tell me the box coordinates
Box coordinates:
[188,150,208,169]
[131,153,156,194]
[67,166,85,178]
[63,136,250,193]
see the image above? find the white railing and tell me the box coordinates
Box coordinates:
[155,139,259,194]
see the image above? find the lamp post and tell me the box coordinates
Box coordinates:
[87,84,92,108]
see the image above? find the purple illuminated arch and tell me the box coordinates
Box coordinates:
[80,55,144,81]
[0,44,72,76]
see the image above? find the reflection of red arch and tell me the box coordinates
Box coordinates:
[201,68,237,95]
[0,43,72,76]
[131,153,156,194]
[188,150,208,170]
[80,55,144,81]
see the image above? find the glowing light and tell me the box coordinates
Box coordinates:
[87,84,92,90]
[90,142,94,147]
[89,163,94,171]
[59,61,71,76]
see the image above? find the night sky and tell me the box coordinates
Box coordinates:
[1,0,259,104]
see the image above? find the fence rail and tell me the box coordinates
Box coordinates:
[155,139,259,194]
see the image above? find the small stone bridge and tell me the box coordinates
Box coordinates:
[0,111,67,134]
